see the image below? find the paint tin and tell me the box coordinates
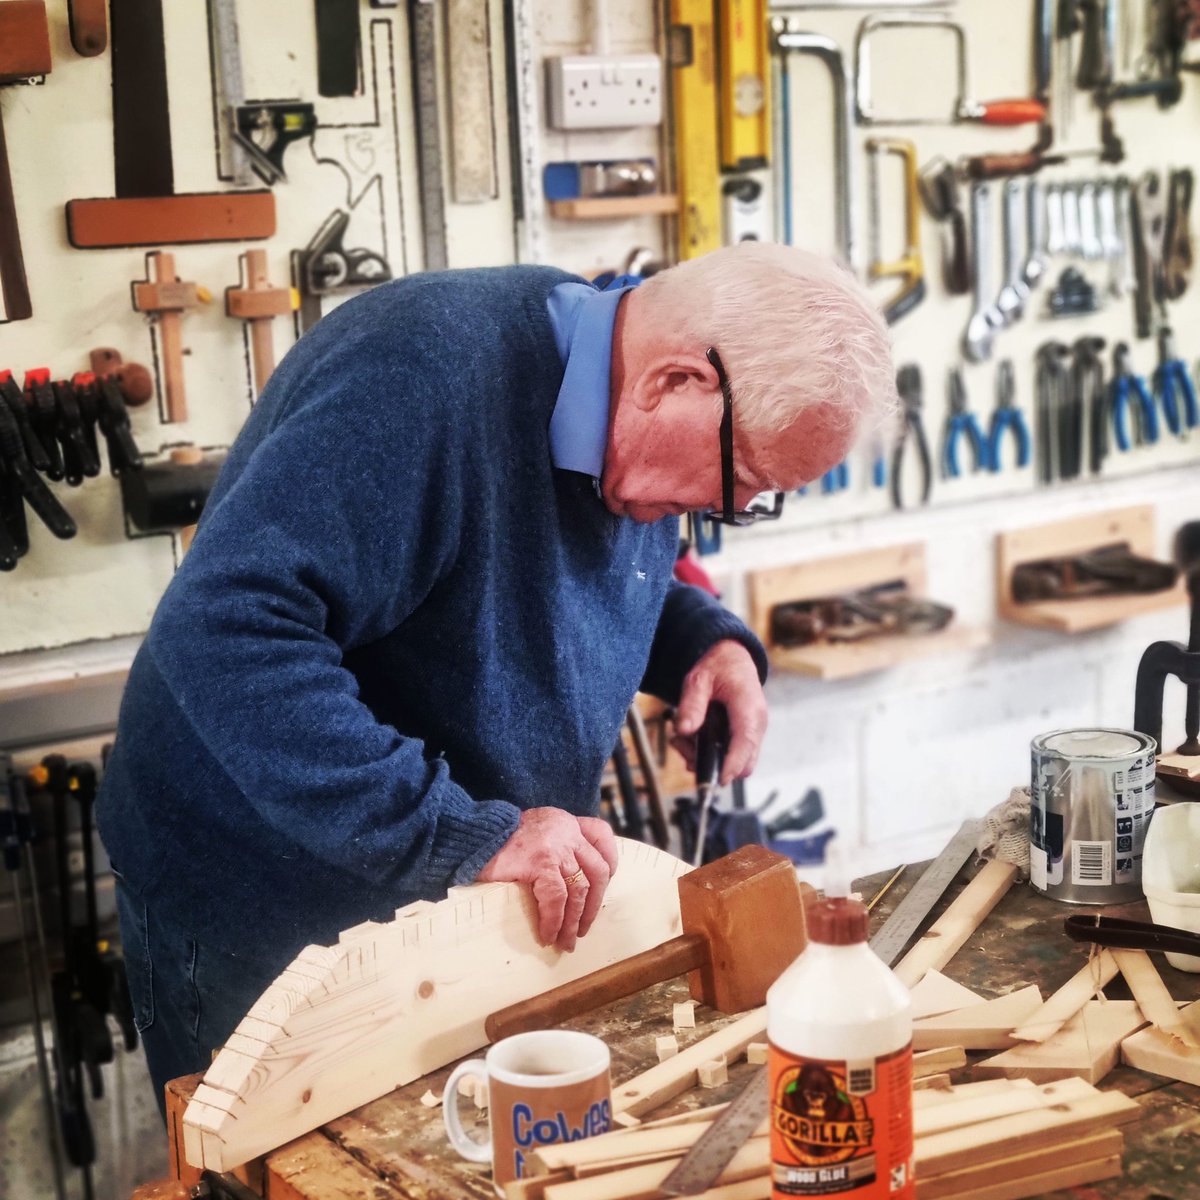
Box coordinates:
[1029,728,1157,905]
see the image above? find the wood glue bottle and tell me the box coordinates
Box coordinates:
[766,849,913,1199]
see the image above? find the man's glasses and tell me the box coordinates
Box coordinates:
[704,347,784,527]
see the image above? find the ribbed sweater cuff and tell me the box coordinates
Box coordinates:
[693,613,770,684]
[430,796,523,888]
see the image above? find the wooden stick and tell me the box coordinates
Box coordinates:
[1011,950,1119,1042]
[908,970,986,1020]
[611,1008,765,1118]
[914,1077,1095,1139]
[893,861,1019,988]
[913,1046,967,1079]
[913,1089,1139,1177]
[1112,949,1200,1049]
[1120,998,1200,1086]
[913,1079,1036,1110]
[915,1132,1123,1200]
[917,1153,1122,1200]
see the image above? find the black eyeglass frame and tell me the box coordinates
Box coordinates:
[703,347,784,527]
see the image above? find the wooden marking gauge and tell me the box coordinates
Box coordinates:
[225,250,297,395]
[132,253,207,424]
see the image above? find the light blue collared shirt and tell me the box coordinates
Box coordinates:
[546,276,642,480]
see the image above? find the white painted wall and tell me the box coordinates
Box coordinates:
[1,0,1198,877]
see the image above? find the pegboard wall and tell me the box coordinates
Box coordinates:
[1,1,1199,871]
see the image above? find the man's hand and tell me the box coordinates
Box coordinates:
[672,640,767,785]
[476,808,619,952]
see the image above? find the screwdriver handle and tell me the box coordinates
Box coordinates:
[695,701,730,788]
[971,99,1047,126]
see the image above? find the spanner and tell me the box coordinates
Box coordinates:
[996,179,1029,323]
[1046,183,1066,255]
[964,182,999,362]
[1062,183,1083,256]
[1079,182,1102,259]
[1132,170,1167,338]
[1023,178,1048,289]
[1112,177,1137,297]
[1096,180,1125,297]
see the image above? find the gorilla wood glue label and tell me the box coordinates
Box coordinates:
[768,1045,912,1197]
[765,887,914,1199]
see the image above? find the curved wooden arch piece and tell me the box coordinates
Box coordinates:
[184,839,691,1171]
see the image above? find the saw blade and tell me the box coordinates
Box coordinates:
[659,1065,768,1196]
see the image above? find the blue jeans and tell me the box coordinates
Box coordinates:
[114,877,294,1118]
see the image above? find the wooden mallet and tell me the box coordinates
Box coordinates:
[486,845,812,1042]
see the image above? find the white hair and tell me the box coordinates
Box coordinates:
[638,242,898,441]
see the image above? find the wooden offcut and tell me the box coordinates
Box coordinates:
[1113,949,1200,1048]
[976,1000,1148,1083]
[912,985,1044,1051]
[1121,998,1200,1085]
[1011,950,1119,1042]
[909,969,987,1020]
[183,839,691,1171]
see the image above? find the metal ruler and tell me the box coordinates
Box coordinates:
[506,0,544,263]
[209,0,251,186]
[669,0,722,259]
[660,1066,768,1196]
[868,819,984,968]
[408,0,448,270]
[717,0,769,172]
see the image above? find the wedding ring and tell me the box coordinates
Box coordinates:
[563,869,587,887]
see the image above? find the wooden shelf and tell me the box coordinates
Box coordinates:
[1158,751,1200,785]
[747,543,988,681]
[995,505,1186,634]
[547,194,678,220]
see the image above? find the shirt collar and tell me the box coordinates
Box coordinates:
[546,277,642,480]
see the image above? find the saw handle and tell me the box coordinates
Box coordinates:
[972,99,1047,126]
[1064,914,1200,957]
[484,932,707,1043]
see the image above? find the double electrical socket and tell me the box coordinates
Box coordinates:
[545,55,663,131]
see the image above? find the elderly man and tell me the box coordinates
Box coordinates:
[97,242,893,1105]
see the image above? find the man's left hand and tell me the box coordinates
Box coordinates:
[671,641,767,786]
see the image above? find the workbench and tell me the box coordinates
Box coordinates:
[164,860,1200,1200]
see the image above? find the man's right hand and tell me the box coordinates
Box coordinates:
[476,808,619,952]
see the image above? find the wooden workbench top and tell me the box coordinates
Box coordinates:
[166,859,1200,1200]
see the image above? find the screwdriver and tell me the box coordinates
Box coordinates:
[691,702,730,866]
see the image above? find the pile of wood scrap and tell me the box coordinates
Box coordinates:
[507,1077,1140,1200]
[909,949,1200,1087]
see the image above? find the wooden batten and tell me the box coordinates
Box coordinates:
[1112,950,1200,1049]
[1121,998,1200,1085]
[908,970,987,1020]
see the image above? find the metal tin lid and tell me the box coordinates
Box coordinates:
[1037,728,1149,759]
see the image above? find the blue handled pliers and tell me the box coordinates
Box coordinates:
[941,367,987,478]
[1153,327,1198,436]
[820,461,849,494]
[986,359,1031,472]
[1110,342,1160,450]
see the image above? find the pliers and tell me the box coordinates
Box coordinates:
[986,359,1031,472]
[1153,327,1198,436]
[891,364,932,510]
[1110,342,1159,450]
[941,367,986,478]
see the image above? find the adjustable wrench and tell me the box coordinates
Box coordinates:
[1023,178,1048,288]
[996,179,1029,323]
[1046,183,1066,255]
[964,182,999,362]
[1132,170,1167,337]
[1079,182,1102,259]
[1163,167,1194,301]
[1062,184,1083,256]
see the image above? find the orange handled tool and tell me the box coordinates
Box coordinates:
[960,98,1047,125]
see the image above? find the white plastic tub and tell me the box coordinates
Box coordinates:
[1142,803,1200,972]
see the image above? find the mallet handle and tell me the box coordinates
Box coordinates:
[484,932,707,1042]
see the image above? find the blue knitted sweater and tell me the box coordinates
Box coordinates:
[97,267,767,959]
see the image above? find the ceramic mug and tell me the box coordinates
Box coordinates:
[443,1029,612,1194]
